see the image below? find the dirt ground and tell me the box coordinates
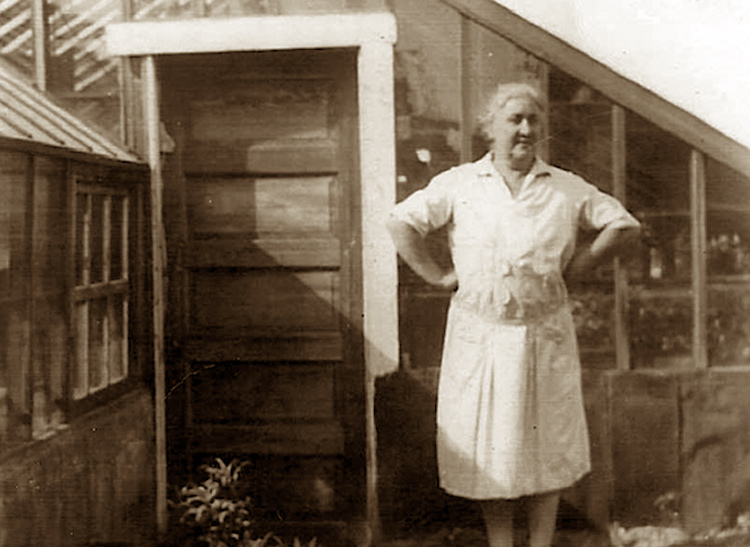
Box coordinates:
[378,524,617,547]
[377,526,750,547]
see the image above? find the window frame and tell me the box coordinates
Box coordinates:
[65,165,148,420]
[71,179,131,401]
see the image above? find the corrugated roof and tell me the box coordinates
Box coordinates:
[0,63,141,163]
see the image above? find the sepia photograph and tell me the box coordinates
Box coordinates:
[0,1,748,546]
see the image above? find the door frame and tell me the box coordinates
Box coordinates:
[106,12,399,539]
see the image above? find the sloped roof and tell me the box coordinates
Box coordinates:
[0,63,141,164]
[492,0,750,152]
[442,0,750,176]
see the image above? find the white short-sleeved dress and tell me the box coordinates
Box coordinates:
[391,154,640,500]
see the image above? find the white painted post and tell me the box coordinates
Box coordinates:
[358,39,398,541]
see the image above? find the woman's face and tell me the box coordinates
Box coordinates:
[489,95,542,166]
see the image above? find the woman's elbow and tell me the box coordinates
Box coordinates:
[386,214,414,241]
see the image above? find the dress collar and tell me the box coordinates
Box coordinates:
[475,152,552,180]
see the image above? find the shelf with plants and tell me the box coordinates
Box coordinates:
[704,159,750,366]
[569,289,616,367]
[629,293,693,370]
[707,285,750,367]
[629,210,692,288]
[627,211,694,369]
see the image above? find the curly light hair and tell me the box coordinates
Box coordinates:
[476,82,546,141]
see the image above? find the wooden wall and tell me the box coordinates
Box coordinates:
[0,388,156,547]
[376,368,750,535]
[0,143,153,546]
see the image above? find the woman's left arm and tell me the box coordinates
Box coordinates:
[565,224,641,284]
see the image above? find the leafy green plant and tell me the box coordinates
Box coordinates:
[172,458,319,547]
[174,458,256,547]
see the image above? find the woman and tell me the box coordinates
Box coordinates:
[387,83,641,547]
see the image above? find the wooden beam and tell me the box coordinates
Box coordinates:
[358,40,398,543]
[460,15,473,164]
[186,239,341,269]
[182,332,343,363]
[105,13,397,56]
[64,160,75,418]
[31,0,49,92]
[438,0,750,178]
[612,105,631,372]
[690,149,708,369]
[143,55,168,539]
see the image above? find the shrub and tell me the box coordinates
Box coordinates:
[171,458,318,547]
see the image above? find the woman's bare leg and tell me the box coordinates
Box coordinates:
[526,491,560,547]
[481,499,515,547]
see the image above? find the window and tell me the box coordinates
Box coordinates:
[546,66,750,371]
[0,157,147,447]
[72,181,130,400]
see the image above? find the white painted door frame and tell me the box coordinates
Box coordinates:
[106,12,400,539]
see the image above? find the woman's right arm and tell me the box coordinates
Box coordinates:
[386,216,457,291]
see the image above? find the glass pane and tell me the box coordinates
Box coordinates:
[626,112,693,369]
[392,0,462,204]
[708,286,750,367]
[88,297,108,392]
[73,301,89,399]
[570,290,616,365]
[48,0,123,144]
[706,158,750,367]
[627,112,691,285]
[108,293,127,382]
[549,69,614,194]
[90,194,104,284]
[132,0,389,19]
[110,196,124,280]
[0,0,34,81]
[631,295,693,370]
[133,0,196,20]
[76,193,89,285]
[706,158,750,277]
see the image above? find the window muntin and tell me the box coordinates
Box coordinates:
[72,182,129,400]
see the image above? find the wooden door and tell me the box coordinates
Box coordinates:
[161,49,364,519]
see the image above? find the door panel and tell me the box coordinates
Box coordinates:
[191,363,336,422]
[191,270,340,331]
[188,175,338,235]
[189,80,332,141]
